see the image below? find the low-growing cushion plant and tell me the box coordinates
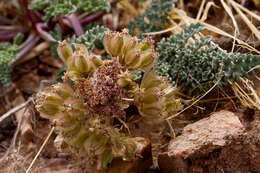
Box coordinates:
[35,29,182,169]
[156,23,260,95]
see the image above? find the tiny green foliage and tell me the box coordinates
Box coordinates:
[128,0,177,34]
[51,25,108,59]
[156,23,260,94]
[54,65,67,83]
[70,25,109,50]
[0,43,19,87]
[50,25,63,59]
[29,0,110,22]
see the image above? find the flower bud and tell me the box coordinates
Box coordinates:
[140,36,153,51]
[140,94,158,104]
[140,70,163,91]
[36,104,61,119]
[70,129,91,148]
[136,50,156,69]
[104,31,124,57]
[117,72,133,88]
[58,41,73,63]
[90,55,103,68]
[53,83,74,100]
[163,87,177,98]
[42,93,63,105]
[74,54,89,74]
[136,70,181,123]
[124,49,140,68]
[67,70,82,81]
[74,44,88,55]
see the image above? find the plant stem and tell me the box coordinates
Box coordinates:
[36,23,56,42]
[19,33,36,49]
[58,15,65,33]
[0,25,22,30]
[0,28,28,41]
[0,98,32,123]
[66,13,84,36]
[10,35,40,65]
[0,14,14,25]
[80,11,106,25]
[0,32,19,41]
[22,0,37,29]
[119,0,138,18]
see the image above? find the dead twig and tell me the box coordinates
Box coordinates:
[0,98,32,123]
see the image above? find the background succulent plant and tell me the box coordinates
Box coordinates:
[128,0,178,35]
[156,23,260,95]
[36,29,181,169]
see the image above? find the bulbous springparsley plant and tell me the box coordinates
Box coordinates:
[35,29,182,169]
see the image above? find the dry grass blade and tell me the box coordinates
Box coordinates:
[196,0,206,20]
[178,0,184,10]
[166,119,175,138]
[248,65,260,73]
[168,5,260,54]
[119,0,138,18]
[220,0,239,33]
[116,117,131,135]
[231,0,260,22]
[25,127,55,173]
[0,98,32,123]
[171,8,260,54]
[167,77,222,120]
[231,77,260,110]
[229,0,260,41]
[143,25,179,35]
[200,1,219,22]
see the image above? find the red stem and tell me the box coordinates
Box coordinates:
[10,35,40,65]
[0,14,14,25]
[36,23,55,42]
[22,0,37,29]
[58,15,65,34]
[66,13,84,36]
[0,32,18,41]
[80,11,106,25]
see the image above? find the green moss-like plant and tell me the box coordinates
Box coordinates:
[156,23,260,95]
[36,29,182,169]
[70,25,109,50]
[0,42,19,87]
[29,0,110,22]
[128,0,177,35]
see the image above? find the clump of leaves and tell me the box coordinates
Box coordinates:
[70,25,109,50]
[128,0,177,35]
[29,0,110,22]
[36,29,181,169]
[51,25,108,60]
[0,38,20,87]
[156,23,260,95]
[52,25,109,82]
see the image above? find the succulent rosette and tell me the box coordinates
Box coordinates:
[36,29,181,169]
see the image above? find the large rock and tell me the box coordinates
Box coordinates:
[158,110,257,173]
[169,110,244,157]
